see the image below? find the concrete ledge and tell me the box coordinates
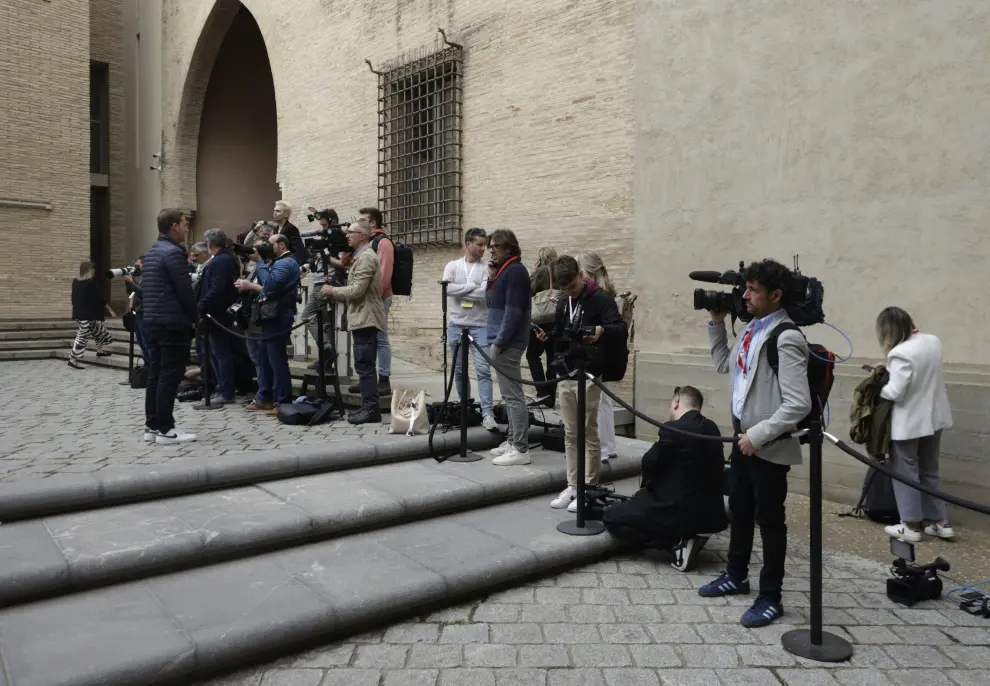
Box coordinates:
[0,484,639,686]
[0,442,646,608]
[0,429,520,521]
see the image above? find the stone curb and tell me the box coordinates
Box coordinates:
[0,442,646,608]
[0,485,640,686]
[0,428,529,521]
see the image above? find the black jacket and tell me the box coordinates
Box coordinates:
[550,279,627,381]
[197,249,240,322]
[639,410,728,538]
[277,221,309,266]
[142,233,198,331]
[71,278,107,321]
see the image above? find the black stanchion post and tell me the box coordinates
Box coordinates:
[193,318,221,411]
[119,326,136,386]
[440,280,450,392]
[557,359,606,536]
[448,328,482,463]
[315,308,327,400]
[782,419,853,662]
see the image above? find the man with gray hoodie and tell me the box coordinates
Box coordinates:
[443,228,497,431]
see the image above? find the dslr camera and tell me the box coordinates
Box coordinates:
[689,255,825,327]
[107,265,141,279]
[231,241,274,262]
[549,322,600,377]
[886,538,950,607]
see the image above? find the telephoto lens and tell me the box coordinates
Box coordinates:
[107,265,141,279]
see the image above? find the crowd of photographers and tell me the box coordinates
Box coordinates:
[70,202,955,631]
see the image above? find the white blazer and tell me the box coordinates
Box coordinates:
[881,333,953,441]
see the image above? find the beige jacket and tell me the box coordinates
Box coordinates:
[330,244,387,332]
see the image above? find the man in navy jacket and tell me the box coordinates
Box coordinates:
[198,228,241,404]
[142,208,198,445]
[485,229,532,465]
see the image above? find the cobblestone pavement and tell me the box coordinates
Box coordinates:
[0,360,389,481]
[201,536,990,686]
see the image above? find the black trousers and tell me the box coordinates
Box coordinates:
[726,446,790,603]
[526,328,557,398]
[145,323,191,434]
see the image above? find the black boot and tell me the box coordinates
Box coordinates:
[348,409,383,425]
[378,375,391,396]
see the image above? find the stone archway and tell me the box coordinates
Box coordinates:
[163,0,279,237]
[194,8,279,235]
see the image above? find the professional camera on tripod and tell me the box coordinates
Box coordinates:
[689,255,825,328]
[886,537,950,607]
[549,321,602,378]
[301,207,352,277]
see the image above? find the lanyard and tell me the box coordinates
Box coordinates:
[489,256,518,289]
[568,296,581,324]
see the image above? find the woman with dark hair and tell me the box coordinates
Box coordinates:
[875,306,954,542]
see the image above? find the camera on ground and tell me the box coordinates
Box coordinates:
[886,537,950,606]
[688,255,825,327]
[107,265,141,279]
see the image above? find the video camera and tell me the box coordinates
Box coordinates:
[302,207,352,258]
[689,255,825,327]
[549,322,601,377]
[886,537,950,607]
[107,265,141,279]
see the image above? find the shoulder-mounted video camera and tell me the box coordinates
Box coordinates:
[886,538,950,607]
[301,207,352,258]
[689,255,825,328]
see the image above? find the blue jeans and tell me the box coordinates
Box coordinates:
[353,327,379,412]
[377,297,392,377]
[208,326,235,400]
[257,312,294,405]
[134,314,151,365]
[448,323,493,417]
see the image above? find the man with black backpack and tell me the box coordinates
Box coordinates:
[700,258,811,628]
[535,255,627,511]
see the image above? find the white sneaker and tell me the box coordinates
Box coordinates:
[156,429,198,445]
[551,486,577,509]
[143,428,159,443]
[885,523,922,543]
[490,441,511,457]
[492,447,532,466]
[924,523,955,540]
[482,414,498,431]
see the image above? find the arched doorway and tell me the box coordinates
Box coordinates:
[194,6,278,238]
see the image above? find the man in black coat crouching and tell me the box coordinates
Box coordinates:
[604,385,728,572]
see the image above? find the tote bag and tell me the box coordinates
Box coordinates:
[532,269,561,326]
[389,389,429,436]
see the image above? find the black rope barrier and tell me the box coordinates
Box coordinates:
[206,313,314,341]
[825,433,990,516]
[467,336,548,388]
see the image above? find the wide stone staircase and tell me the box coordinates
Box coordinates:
[0,427,652,686]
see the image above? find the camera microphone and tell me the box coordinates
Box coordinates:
[687,271,724,283]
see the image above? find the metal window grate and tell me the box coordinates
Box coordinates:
[376,42,462,246]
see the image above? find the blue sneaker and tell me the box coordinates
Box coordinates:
[741,597,784,628]
[698,572,751,598]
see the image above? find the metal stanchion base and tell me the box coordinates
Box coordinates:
[448,452,483,463]
[556,519,607,536]
[781,629,854,663]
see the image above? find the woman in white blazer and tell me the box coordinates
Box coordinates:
[876,307,954,543]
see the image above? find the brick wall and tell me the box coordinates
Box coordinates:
[159,0,637,374]
[0,0,90,320]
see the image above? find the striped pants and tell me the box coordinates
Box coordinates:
[70,321,112,360]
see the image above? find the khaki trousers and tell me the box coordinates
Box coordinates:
[558,380,602,487]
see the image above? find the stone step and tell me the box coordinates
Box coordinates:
[0,428,519,522]
[0,340,70,352]
[0,481,640,686]
[0,320,77,332]
[0,442,644,608]
[0,350,59,362]
[0,329,76,342]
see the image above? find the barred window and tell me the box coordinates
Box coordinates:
[376,43,462,246]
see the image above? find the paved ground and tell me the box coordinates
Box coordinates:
[0,360,391,481]
[199,535,990,686]
[3,359,988,685]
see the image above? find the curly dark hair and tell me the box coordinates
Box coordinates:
[742,259,792,296]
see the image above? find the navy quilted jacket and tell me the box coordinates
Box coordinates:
[142,234,198,330]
